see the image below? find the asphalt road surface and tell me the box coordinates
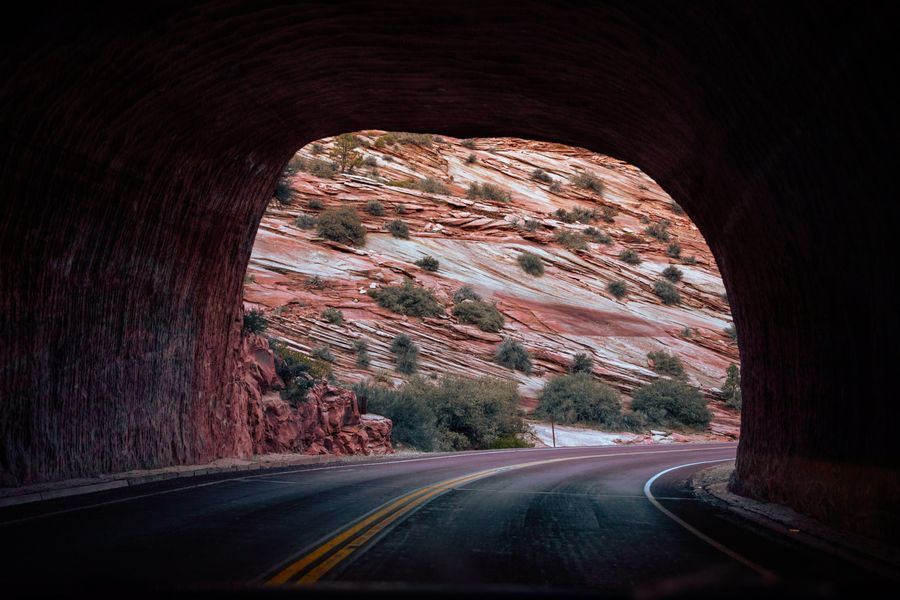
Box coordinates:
[0,443,890,597]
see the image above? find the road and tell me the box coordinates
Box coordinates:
[0,443,888,596]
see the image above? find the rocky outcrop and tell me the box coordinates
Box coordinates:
[238,334,392,456]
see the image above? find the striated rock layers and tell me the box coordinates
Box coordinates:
[239,333,392,457]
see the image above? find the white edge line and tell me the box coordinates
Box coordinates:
[643,459,780,583]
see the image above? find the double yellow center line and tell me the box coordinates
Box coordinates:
[265,446,733,585]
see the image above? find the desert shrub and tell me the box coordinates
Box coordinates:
[647,350,687,380]
[724,324,737,342]
[600,205,618,223]
[680,327,693,338]
[274,180,293,205]
[415,255,439,272]
[640,215,651,224]
[386,179,417,189]
[452,300,505,332]
[645,220,671,241]
[666,242,682,258]
[363,155,378,167]
[662,265,683,283]
[522,218,541,232]
[517,251,545,276]
[294,214,318,229]
[305,275,330,290]
[570,171,605,193]
[365,200,385,216]
[271,342,331,405]
[682,255,698,265]
[321,307,344,325]
[466,153,477,164]
[355,383,436,450]
[554,230,588,251]
[491,434,533,449]
[721,364,742,410]
[607,279,628,298]
[531,168,553,183]
[311,345,335,362]
[467,182,511,202]
[535,373,622,426]
[317,206,366,246]
[632,378,710,430]
[417,177,449,195]
[394,203,407,214]
[311,142,324,154]
[387,219,409,239]
[368,280,444,317]
[653,280,681,305]
[390,132,434,147]
[453,285,482,303]
[461,139,477,149]
[670,201,685,215]
[308,198,325,210]
[495,338,532,374]
[583,226,612,244]
[353,339,371,368]
[242,309,268,334]
[390,334,419,374]
[570,353,593,374]
[548,180,563,193]
[619,249,641,265]
[554,206,598,224]
[303,158,340,179]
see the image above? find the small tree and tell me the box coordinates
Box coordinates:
[653,280,680,305]
[317,206,367,246]
[647,350,687,380]
[535,373,622,426]
[387,219,409,239]
[662,265,683,283]
[391,334,419,374]
[570,353,593,374]
[415,255,439,272]
[321,307,344,325]
[517,251,545,276]
[619,249,641,265]
[495,339,532,374]
[607,280,627,299]
[417,177,449,195]
[330,133,363,173]
[242,309,268,334]
[722,363,742,410]
[467,182,511,202]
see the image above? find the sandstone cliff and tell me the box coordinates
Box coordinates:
[244,133,740,438]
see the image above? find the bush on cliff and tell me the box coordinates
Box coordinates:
[653,279,681,305]
[387,219,409,239]
[570,171,605,194]
[607,279,628,299]
[353,339,372,368]
[467,182,511,202]
[365,200,385,216]
[517,251,545,276]
[415,255,439,272]
[535,373,622,427]
[619,249,641,265]
[494,338,532,374]
[317,206,367,246]
[243,309,268,334]
[570,353,593,374]
[632,378,711,430]
[390,334,419,374]
[453,285,481,303]
[452,300,505,332]
[368,280,444,318]
[270,342,331,405]
[662,265,683,283]
[647,350,687,380]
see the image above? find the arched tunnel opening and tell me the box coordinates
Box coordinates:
[2,1,899,589]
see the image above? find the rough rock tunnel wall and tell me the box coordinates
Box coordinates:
[1,2,897,535]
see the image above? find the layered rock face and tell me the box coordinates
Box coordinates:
[238,333,392,457]
[245,134,740,439]
[2,2,897,538]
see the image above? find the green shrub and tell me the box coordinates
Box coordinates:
[670,201,685,215]
[417,177,449,195]
[308,198,325,210]
[311,345,335,362]
[584,226,612,244]
[369,280,444,317]
[522,218,541,232]
[653,280,681,305]
[461,139,477,149]
[490,434,533,449]
[386,179,417,189]
[722,363,742,410]
[243,309,268,334]
[363,155,378,167]
[619,249,641,265]
[452,300,505,332]
[467,182,511,202]
[274,180,293,205]
[682,255,698,265]
[390,334,419,374]
[600,205,618,223]
[355,383,436,450]
[301,158,339,179]
[466,153,477,164]
[517,251,545,276]
[330,133,363,173]
[321,307,344,325]
[535,373,622,426]
[453,285,482,303]
[647,350,687,380]
[415,255,439,272]
[531,168,553,183]
[662,265,683,283]
[632,379,710,430]
[607,280,628,298]
[666,242,682,258]
[548,180,563,193]
[555,230,588,251]
[390,132,434,147]
[365,200,385,216]
[554,206,598,224]
[353,339,371,368]
[317,206,367,246]
[387,219,409,238]
[571,171,605,193]
[645,220,671,241]
[294,214,318,229]
[570,353,593,374]
[271,342,331,405]
[495,338,532,374]
[305,275,329,290]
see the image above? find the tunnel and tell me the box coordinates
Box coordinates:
[1,1,897,539]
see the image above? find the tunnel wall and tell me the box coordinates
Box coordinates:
[1,2,898,535]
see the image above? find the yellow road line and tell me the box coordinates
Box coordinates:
[266,446,734,585]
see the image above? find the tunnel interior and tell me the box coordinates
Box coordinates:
[1,2,898,539]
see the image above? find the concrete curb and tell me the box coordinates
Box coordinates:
[691,461,900,581]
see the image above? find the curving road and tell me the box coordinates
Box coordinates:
[0,443,887,596]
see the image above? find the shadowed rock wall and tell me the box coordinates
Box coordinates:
[1,2,897,535]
